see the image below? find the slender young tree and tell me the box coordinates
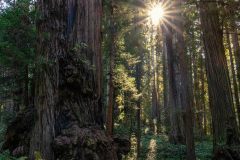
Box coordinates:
[200,53,207,135]
[135,50,143,158]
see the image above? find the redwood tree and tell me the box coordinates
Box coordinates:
[3,0,130,159]
[199,1,240,158]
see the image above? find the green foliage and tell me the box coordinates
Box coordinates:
[0,0,36,102]
[34,151,42,160]
[124,134,213,160]
[0,0,36,67]
[0,151,27,160]
[114,123,132,137]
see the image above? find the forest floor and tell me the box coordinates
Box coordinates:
[0,117,213,160]
[124,133,212,160]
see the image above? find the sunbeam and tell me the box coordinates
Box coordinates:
[149,4,165,25]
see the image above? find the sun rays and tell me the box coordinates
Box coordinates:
[149,4,165,25]
[146,0,183,34]
[110,0,183,40]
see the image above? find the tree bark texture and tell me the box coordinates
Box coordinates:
[164,25,185,144]
[3,0,130,159]
[162,31,170,134]
[226,27,240,129]
[106,0,116,136]
[199,0,240,154]
[175,1,196,159]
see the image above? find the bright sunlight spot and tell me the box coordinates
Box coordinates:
[149,4,165,25]
[146,139,157,160]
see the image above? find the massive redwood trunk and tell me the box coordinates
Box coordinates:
[199,1,240,159]
[164,24,185,144]
[3,0,130,159]
[175,1,196,159]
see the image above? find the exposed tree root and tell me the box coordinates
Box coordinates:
[1,109,130,160]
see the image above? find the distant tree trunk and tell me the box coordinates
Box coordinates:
[226,27,240,128]
[29,68,35,106]
[135,51,143,159]
[165,24,185,144]
[231,27,240,126]
[151,35,159,134]
[3,0,130,159]
[24,65,29,107]
[149,23,154,131]
[200,54,207,135]
[226,4,240,127]
[106,0,115,136]
[156,27,162,134]
[192,43,203,138]
[162,31,170,134]
[175,0,196,159]
[199,1,240,156]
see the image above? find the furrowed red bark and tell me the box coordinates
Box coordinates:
[199,1,240,159]
[3,0,130,159]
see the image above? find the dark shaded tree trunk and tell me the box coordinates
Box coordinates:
[199,1,240,157]
[24,65,29,107]
[162,32,170,134]
[164,24,185,144]
[3,0,130,159]
[175,1,196,159]
[29,0,115,159]
[106,0,116,136]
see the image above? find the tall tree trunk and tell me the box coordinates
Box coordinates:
[231,27,240,125]
[135,51,143,159]
[24,65,29,107]
[164,24,185,144]
[151,34,159,134]
[192,44,203,138]
[200,53,207,135]
[226,3,240,127]
[175,0,196,159]
[162,31,170,134]
[29,0,115,159]
[106,0,115,136]
[0,0,130,159]
[156,27,162,134]
[199,0,240,154]
[226,27,240,128]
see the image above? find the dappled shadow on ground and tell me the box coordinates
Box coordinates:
[146,138,157,160]
[125,133,213,160]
